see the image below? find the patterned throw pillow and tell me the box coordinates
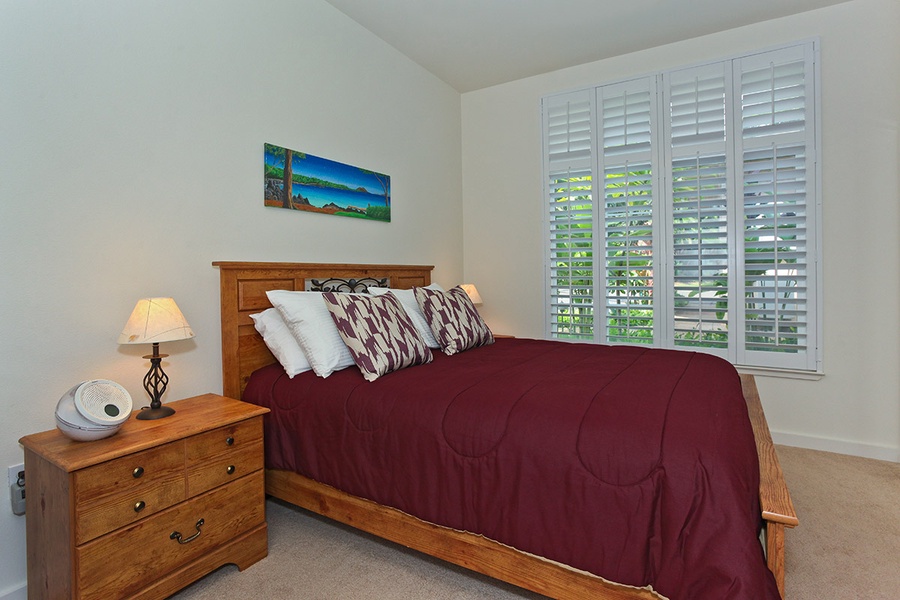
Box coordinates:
[414,286,494,355]
[322,291,432,381]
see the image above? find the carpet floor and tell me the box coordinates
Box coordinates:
[171,445,900,599]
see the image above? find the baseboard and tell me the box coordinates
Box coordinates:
[772,431,900,463]
[0,582,26,600]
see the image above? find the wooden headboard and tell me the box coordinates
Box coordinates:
[213,261,434,399]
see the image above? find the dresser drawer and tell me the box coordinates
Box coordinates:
[73,442,186,544]
[75,470,265,599]
[186,417,263,496]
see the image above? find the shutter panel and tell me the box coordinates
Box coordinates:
[665,64,731,354]
[670,154,730,350]
[544,91,595,341]
[742,144,810,358]
[599,80,657,345]
[736,45,817,370]
[669,67,728,148]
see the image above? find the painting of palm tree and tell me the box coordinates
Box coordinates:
[264,143,391,222]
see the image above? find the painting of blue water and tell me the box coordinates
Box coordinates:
[264,143,390,222]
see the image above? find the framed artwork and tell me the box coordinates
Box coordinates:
[264,142,391,222]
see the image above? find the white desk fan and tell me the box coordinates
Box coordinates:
[55,380,133,441]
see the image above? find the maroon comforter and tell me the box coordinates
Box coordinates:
[243,338,779,599]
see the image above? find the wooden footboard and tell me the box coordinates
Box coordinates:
[215,261,797,599]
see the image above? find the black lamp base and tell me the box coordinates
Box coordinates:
[136,343,176,420]
[136,405,176,420]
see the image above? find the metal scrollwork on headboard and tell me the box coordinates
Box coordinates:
[306,277,389,293]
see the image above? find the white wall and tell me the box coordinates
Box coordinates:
[462,0,900,461]
[0,0,462,595]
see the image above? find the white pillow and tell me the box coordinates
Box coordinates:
[266,290,356,378]
[368,283,443,349]
[249,309,311,378]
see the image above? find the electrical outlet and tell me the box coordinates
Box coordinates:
[9,464,25,516]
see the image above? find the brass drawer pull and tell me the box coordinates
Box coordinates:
[226,465,236,475]
[170,518,204,545]
[226,437,234,446]
[134,500,146,513]
[133,466,144,478]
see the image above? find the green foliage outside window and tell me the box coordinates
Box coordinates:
[551,175,803,351]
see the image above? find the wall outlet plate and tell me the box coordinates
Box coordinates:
[9,463,25,515]
[8,464,24,487]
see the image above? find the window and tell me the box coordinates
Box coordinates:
[542,41,820,372]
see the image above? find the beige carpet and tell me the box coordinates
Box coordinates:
[170,499,541,599]
[172,446,900,599]
[778,445,900,599]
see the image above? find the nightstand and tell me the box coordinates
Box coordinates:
[19,394,269,599]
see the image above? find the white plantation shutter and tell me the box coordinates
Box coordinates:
[543,90,595,341]
[736,45,817,370]
[599,80,659,344]
[664,63,732,355]
[542,41,819,373]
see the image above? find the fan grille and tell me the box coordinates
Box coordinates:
[76,380,132,425]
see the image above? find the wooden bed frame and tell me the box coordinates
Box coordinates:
[214,261,798,599]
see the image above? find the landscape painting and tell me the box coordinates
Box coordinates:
[264,143,391,222]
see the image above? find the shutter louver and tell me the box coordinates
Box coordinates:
[545,92,595,341]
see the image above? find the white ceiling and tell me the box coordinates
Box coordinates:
[324,0,848,92]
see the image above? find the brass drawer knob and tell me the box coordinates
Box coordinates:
[132,466,144,478]
[226,465,236,475]
[134,500,146,513]
[226,437,234,446]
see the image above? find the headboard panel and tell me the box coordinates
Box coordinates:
[214,261,434,399]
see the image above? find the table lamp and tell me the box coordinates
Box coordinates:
[118,297,194,420]
[459,284,483,306]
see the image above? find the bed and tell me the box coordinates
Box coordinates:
[214,261,798,599]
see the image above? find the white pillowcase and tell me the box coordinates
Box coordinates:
[266,290,356,378]
[368,283,444,349]
[249,309,312,378]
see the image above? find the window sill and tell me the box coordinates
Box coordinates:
[735,365,824,381]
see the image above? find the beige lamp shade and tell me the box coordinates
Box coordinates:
[459,284,483,306]
[118,298,194,345]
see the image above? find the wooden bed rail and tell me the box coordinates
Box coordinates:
[741,374,799,598]
[266,469,665,600]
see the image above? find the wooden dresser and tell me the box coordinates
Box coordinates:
[19,394,269,599]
